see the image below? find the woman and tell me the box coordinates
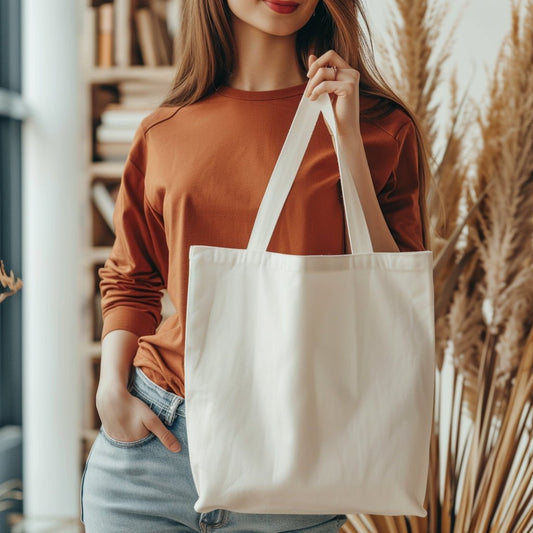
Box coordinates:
[80,0,432,531]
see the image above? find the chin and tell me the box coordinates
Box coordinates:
[227,0,319,37]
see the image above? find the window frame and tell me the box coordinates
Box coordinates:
[0,0,24,427]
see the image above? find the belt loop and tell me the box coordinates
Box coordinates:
[130,366,185,425]
[166,395,182,426]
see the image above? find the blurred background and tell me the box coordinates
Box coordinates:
[1,0,531,532]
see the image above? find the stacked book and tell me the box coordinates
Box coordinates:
[95,105,145,160]
[88,0,182,67]
[95,78,171,161]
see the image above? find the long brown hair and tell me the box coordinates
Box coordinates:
[160,0,433,251]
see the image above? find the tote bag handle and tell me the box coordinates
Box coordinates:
[247,90,374,254]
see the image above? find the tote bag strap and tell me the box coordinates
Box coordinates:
[247,90,373,254]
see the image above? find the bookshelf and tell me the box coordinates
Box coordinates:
[80,0,180,473]
[89,66,175,84]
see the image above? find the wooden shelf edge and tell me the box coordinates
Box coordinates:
[88,66,175,84]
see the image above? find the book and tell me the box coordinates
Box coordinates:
[134,7,159,66]
[91,182,117,233]
[100,106,151,127]
[96,124,136,144]
[114,0,132,66]
[120,79,173,104]
[97,3,114,67]
[150,0,172,64]
[95,141,132,161]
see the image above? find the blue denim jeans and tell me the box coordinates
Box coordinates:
[80,366,347,532]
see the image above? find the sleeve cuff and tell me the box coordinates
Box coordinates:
[100,308,158,340]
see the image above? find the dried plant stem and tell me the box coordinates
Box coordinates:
[456,333,497,529]
[426,410,440,533]
[472,329,533,531]
[516,505,533,533]
[0,259,23,303]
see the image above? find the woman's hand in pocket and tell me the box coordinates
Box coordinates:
[96,386,181,453]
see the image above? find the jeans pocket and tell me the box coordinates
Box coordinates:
[99,425,157,448]
[98,384,171,448]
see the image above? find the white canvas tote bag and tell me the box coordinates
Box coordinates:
[184,90,435,517]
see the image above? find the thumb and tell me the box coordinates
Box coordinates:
[144,414,181,453]
[308,54,317,71]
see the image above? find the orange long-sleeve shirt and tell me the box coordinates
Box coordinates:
[98,82,425,397]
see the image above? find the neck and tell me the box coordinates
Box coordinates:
[228,17,308,91]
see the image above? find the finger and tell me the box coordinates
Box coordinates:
[307,53,317,71]
[143,413,182,453]
[308,80,354,101]
[306,49,351,79]
[305,65,340,97]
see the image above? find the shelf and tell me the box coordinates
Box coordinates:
[90,161,126,178]
[80,2,179,465]
[88,66,175,84]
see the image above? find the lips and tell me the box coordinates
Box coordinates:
[263,1,300,14]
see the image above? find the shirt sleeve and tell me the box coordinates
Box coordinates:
[98,123,168,340]
[377,119,426,252]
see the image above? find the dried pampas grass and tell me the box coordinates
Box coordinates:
[377,0,460,148]
[340,0,533,531]
[453,1,533,530]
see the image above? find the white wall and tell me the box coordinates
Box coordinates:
[365,0,511,103]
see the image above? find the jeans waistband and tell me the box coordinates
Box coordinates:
[127,366,186,426]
